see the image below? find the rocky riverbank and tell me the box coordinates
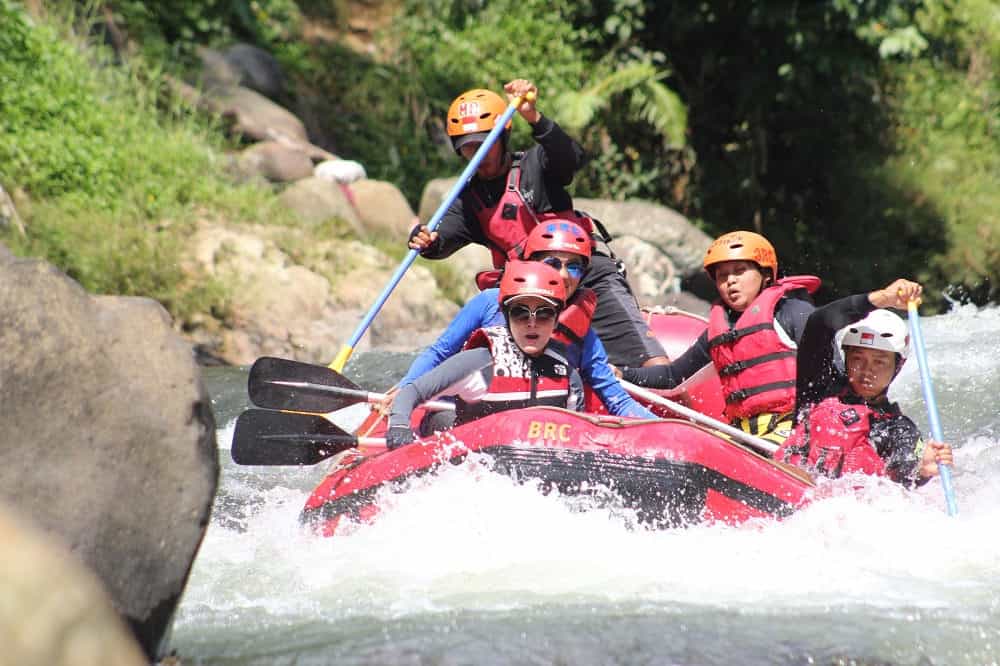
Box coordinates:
[154,44,714,366]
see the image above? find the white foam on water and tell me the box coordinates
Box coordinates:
[175,305,1000,661]
[179,433,1000,624]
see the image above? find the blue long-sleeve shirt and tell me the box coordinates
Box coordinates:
[400,289,655,418]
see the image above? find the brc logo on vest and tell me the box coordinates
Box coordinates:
[526,420,572,442]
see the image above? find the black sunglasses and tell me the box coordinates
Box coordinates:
[540,256,587,278]
[507,304,559,323]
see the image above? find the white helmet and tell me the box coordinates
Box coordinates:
[838,309,910,359]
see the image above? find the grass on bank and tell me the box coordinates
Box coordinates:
[0,2,295,322]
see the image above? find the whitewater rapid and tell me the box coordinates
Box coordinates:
[173,305,1000,665]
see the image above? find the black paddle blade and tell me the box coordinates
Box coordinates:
[248,356,364,413]
[231,408,358,466]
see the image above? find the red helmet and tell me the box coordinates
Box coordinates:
[523,220,592,260]
[447,89,511,153]
[498,261,566,308]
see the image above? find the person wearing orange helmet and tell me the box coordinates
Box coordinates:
[391,221,655,426]
[407,79,669,369]
[617,231,821,445]
[386,261,586,448]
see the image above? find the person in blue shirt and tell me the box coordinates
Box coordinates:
[393,220,655,425]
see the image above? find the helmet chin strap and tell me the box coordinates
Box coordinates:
[891,353,905,379]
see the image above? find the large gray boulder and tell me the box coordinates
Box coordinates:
[0,504,146,666]
[417,176,463,223]
[279,176,364,234]
[349,178,415,237]
[236,140,315,183]
[573,198,712,278]
[205,84,307,144]
[223,43,287,102]
[186,222,459,364]
[0,249,218,660]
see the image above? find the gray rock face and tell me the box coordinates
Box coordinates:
[186,223,459,365]
[223,43,287,101]
[0,504,147,666]
[0,250,219,660]
[237,140,315,183]
[204,84,308,144]
[349,178,416,237]
[574,198,712,277]
[417,176,464,223]
[278,176,364,234]
[195,46,241,90]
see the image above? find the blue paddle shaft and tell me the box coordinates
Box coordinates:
[343,100,522,351]
[907,304,958,516]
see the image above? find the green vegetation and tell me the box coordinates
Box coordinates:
[1,0,998,319]
[0,1,289,320]
[883,1,1000,303]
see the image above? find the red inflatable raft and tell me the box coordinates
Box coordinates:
[298,308,813,535]
[301,406,812,536]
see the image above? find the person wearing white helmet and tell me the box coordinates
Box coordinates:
[776,279,953,484]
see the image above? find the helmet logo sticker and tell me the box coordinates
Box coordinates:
[859,332,875,346]
[458,101,482,131]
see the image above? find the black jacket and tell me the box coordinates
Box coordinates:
[419,115,586,259]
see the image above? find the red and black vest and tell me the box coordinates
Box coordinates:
[552,288,596,347]
[456,325,576,423]
[776,395,889,478]
[472,155,596,268]
[707,275,821,421]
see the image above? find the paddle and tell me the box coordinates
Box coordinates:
[249,356,456,415]
[231,408,385,466]
[906,300,958,516]
[328,92,534,372]
[621,380,779,456]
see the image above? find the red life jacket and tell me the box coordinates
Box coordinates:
[553,288,596,346]
[707,275,821,421]
[471,155,596,268]
[776,395,888,478]
[457,325,575,423]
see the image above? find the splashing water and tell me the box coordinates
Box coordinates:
[174,307,1000,665]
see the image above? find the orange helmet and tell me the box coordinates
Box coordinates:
[523,220,592,260]
[703,231,778,281]
[498,261,566,308]
[447,89,510,153]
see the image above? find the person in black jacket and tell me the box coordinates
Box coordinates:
[776,278,953,485]
[407,78,668,369]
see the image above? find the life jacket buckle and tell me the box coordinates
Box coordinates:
[718,330,738,344]
[719,360,746,377]
[725,389,749,404]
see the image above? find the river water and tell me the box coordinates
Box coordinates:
[170,305,1000,665]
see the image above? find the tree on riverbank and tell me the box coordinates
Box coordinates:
[1,0,998,313]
